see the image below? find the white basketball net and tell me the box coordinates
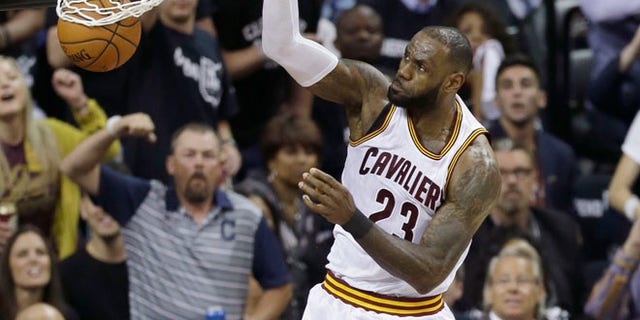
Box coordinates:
[56,0,164,27]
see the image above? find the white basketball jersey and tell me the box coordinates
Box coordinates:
[327,95,487,297]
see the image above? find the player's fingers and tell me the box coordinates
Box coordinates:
[302,171,330,191]
[302,194,330,215]
[298,179,324,200]
[309,167,343,191]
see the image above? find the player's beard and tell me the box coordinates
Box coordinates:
[388,81,442,112]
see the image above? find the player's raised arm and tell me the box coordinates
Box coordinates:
[261,0,389,116]
[300,135,500,294]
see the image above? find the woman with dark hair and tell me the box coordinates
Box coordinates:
[0,225,77,320]
[451,1,516,124]
[235,112,334,320]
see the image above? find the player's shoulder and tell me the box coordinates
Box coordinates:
[460,134,495,166]
[450,134,500,186]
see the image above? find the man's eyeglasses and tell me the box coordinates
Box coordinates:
[499,167,533,179]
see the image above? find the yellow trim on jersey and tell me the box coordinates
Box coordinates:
[322,271,444,316]
[350,105,397,147]
[408,100,462,159]
[444,128,488,192]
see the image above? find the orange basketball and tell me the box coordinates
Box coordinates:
[57,0,141,72]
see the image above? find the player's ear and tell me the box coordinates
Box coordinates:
[443,72,465,93]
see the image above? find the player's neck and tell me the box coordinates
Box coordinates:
[407,96,456,136]
[0,114,25,146]
[86,236,126,263]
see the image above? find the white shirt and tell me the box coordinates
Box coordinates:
[622,111,640,164]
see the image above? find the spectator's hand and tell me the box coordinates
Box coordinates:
[52,68,88,115]
[111,113,157,142]
[622,218,640,260]
[619,25,640,72]
[299,167,356,225]
[221,143,241,180]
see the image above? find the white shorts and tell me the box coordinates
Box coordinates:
[302,283,455,320]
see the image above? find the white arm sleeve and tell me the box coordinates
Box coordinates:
[262,0,339,87]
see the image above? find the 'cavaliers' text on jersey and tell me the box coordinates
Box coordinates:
[326,95,487,297]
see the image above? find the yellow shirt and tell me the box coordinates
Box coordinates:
[32,99,120,258]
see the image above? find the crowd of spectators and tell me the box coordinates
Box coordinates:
[1,0,639,319]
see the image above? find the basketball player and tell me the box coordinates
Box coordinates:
[262,0,502,319]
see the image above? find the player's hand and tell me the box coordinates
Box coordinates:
[52,68,88,114]
[111,113,156,142]
[299,167,356,225]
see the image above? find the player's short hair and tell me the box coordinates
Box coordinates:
[260,112,323,162]
[170,122,218,154]
[420,26,473,75]
[495,53,541,87]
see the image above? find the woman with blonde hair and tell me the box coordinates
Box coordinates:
[0,55,119,258]
[482,238,547,320]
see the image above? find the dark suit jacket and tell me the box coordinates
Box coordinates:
[456,207,583,316]
[487,120,578,213]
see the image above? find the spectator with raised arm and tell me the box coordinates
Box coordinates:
[0,56,120,258]
[584,110,640,319]
[47,0,242,184]
[60,118,292,320]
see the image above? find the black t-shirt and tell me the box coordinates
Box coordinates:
[59,245,129,320]
[198,0,320,148]
[122,21,238,182]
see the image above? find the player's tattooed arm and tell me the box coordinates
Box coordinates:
[309,59,390,140]
[300,135,501,294]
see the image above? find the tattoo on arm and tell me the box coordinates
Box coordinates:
[309,59,389,138]
[353,139,501,294]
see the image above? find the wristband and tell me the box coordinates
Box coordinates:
[625,195,640,221]
[106,115,122,137]
[341,209,374,239]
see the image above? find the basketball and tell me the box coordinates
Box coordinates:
[57,0,141,72]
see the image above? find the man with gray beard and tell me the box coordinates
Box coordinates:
[59,116,292,320]
[456,138,583,318]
